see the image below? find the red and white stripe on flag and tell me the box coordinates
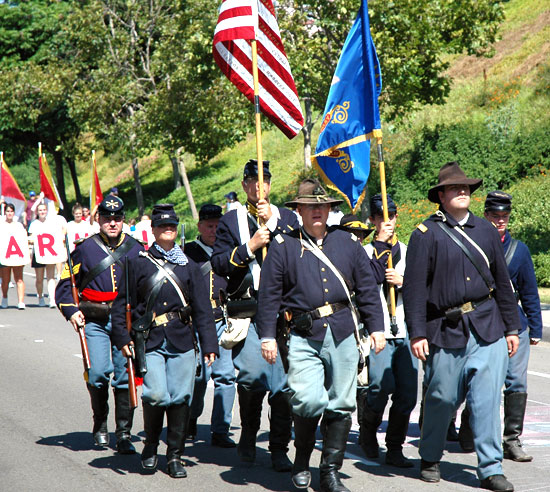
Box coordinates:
[213,0,304,139]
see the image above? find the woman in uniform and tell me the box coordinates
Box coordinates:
[111,204,218,478]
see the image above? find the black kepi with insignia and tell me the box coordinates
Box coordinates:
[151,203,179,227]
[98,194,125,217]
[485,191,512,212]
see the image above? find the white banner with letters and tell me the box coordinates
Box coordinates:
[0,224,30,266]
[33,232,67,264]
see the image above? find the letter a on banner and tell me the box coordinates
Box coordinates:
[0,228,30,266]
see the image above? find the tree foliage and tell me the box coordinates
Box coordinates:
[0,0,82,209]
[0,0,508,201]
[277,0,504,166]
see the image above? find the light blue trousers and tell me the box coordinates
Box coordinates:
[421,326,508,480]
[504,329,530,394]
[366,335,418,415]
[191,319,237,434]
[287,328,358,419]
[232,321,287,398]
[85,318,128,389]
[142,339,197,407]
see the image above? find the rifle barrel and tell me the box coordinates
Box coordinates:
[125,256,138,408]
[64,234,91,371]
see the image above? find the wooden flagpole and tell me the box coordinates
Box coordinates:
[376,134,398,333]
[251,39,264,203]
[251,3,267,259]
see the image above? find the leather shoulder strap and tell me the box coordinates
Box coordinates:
[143,253,189,306]
[436,221,493,291]
[504,238,518,267]
[79,235,136,292]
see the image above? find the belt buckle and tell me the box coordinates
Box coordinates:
[461,302,474,314]
[317,304,334,318]
[155,313,168,325]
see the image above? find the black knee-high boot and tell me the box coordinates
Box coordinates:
[292,414,320,489]
[88,384,109,447]
[237,386,265,463]
[113,388,136,454]
[319,414,352,492]
[385,407,413,468]
[503,392,532,462]
[166,404,189,478]
[268,391,293,472]
[141,402,165,471]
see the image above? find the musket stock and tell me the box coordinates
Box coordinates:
[65,235,91,371]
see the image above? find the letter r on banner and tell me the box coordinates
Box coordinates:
[37,233,56,256]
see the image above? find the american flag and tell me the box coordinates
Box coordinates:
[213,0,304,139]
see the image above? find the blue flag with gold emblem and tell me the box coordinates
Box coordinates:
[312,0,381,212]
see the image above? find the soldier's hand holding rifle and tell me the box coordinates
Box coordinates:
[69,311,86,332]
[64,234,91,372]
[121,343,134,359]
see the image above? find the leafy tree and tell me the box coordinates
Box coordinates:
[65,0,253,216]
[277,0,504,167]
[0,0,84,210]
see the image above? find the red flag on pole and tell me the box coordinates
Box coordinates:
[213,0,304,139]
[38,143,63,210]
[0,152,26,218]
[90,150,103,211]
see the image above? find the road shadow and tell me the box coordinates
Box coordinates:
[184,429,294,491]
[37,431,142,454]
[36,431,114,452]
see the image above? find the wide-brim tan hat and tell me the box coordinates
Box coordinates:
[285,178,343,208]
[428,161,483,203]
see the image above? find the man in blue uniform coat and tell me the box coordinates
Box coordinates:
[257,179,385,492]
[56,194,144,453]
[111,204,219,478]
[184,204,237,448]
[211,159,299,471]
[459,191,543,463]
[403,162,520,492]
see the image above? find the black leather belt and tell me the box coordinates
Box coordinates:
[293,301,348,321]
[152,311,180,327]
[444,294,492,322]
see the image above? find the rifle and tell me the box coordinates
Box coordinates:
[64,235,92,373]
[124,257,138,409]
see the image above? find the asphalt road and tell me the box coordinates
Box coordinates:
[1,269,549,491]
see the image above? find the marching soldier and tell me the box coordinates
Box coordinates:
[257,179,385,492]
[360,194,418,468]
[459,191,543,463]
[184,204,237,448]
[55,194,144,453]
[403,162,520,492]
[211,159,299,471]
[110,204,219,478]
